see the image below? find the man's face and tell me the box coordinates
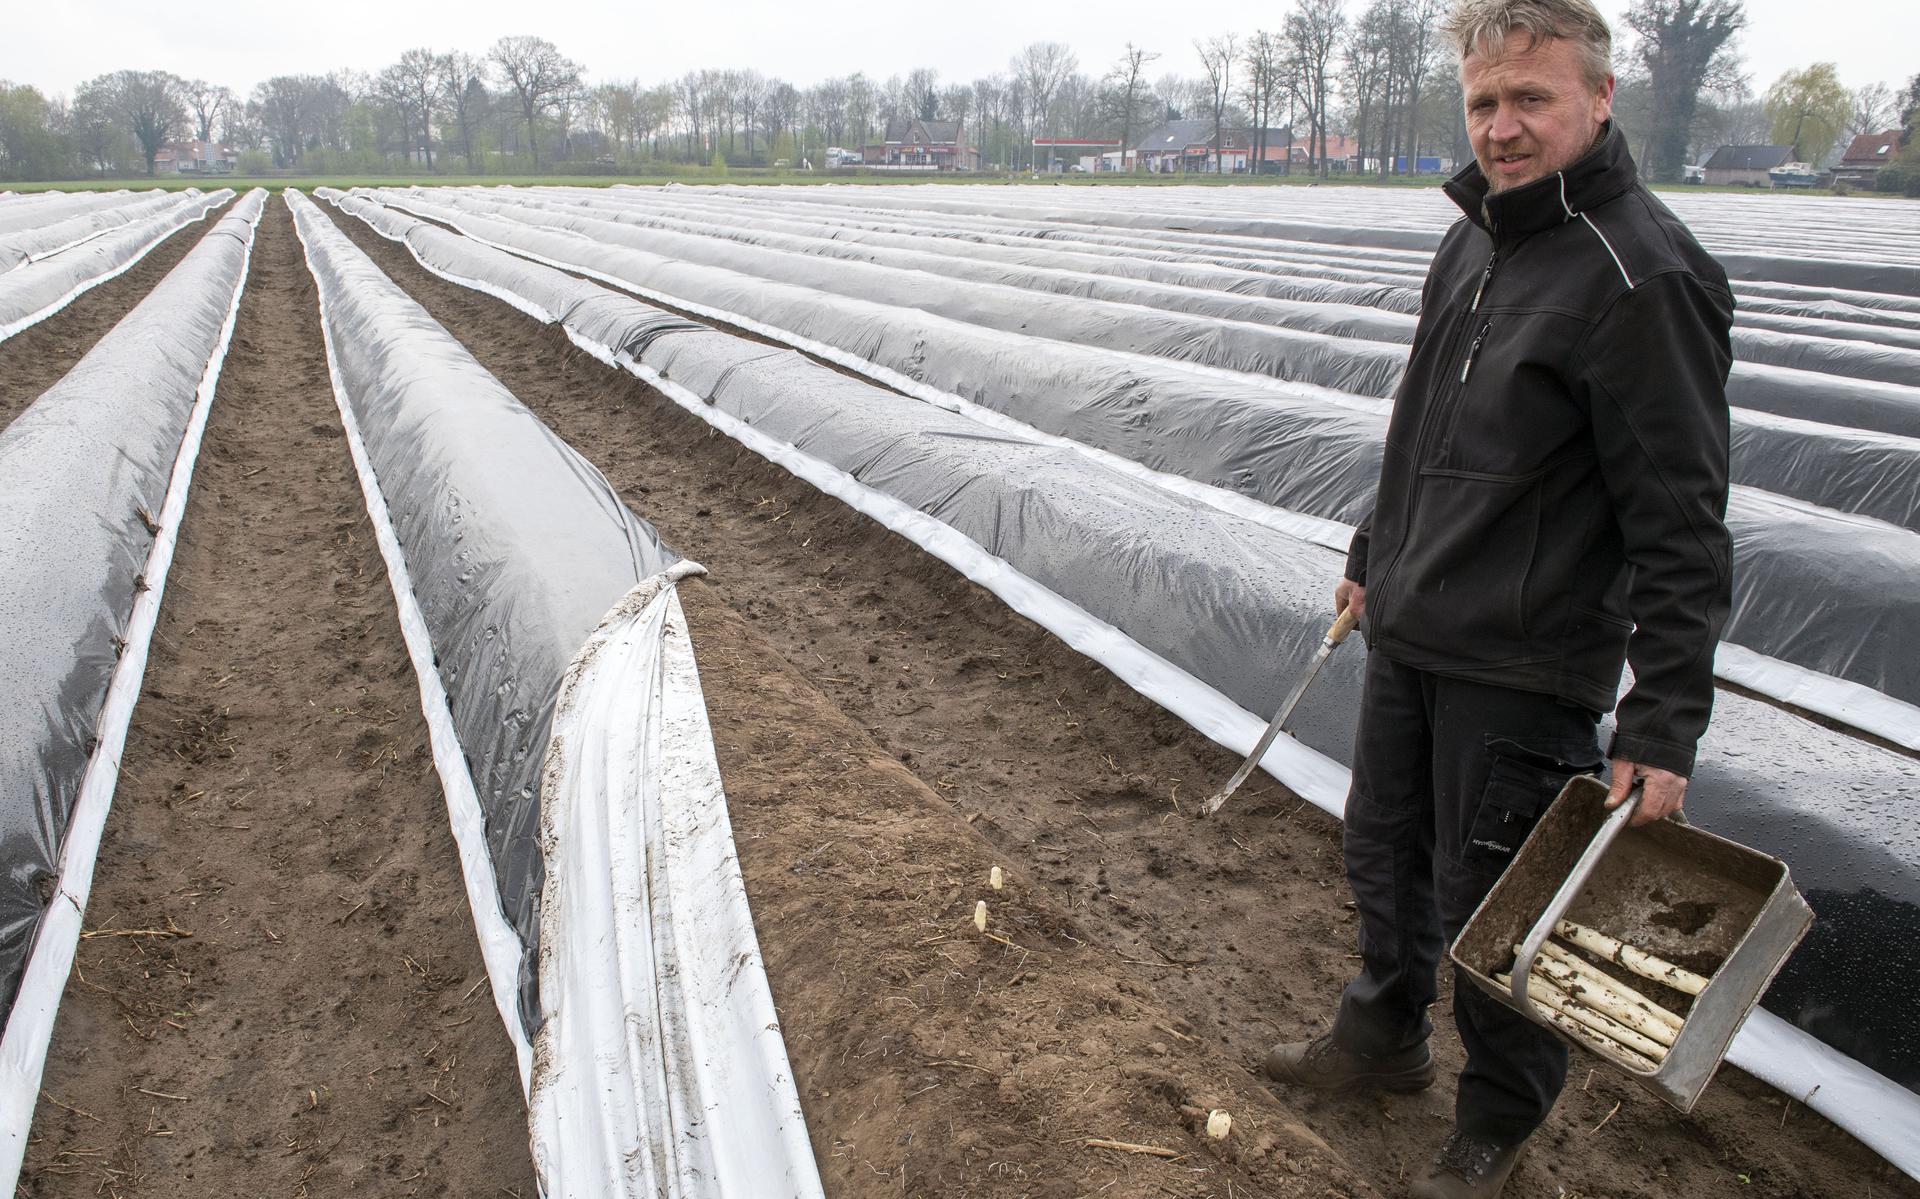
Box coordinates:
[1462,32,1615,193]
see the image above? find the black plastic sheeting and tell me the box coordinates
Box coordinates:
[543,186,1438,315]
[289,191,680,1030]
[330,188,1920,1089]
[0,190,207,273]
[0,190,233,341]
[661,185,1920,350]
[361,188,1920,712]
[696,184,1920,296]
[0,189,264,1027]
[562,186,1920,357]
[521,188,1424,344]
[410,188,1920,452]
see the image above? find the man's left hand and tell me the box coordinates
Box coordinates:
[1605,760,1687,826]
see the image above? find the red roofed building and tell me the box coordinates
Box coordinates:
[1833,130,1907,187]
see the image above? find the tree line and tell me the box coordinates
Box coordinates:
[0,4,1914,185]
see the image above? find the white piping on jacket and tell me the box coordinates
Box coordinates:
[1581,213,1636,290]
[1557,170,1636,290]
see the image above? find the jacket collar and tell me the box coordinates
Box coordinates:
[1444,121,1637,242]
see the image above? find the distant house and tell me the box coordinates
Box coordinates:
[1126,121,1296,174]
[1128,119,1215,173]
[154,139,239,174]
[1832,130,1907,187]
[862,118,978,171]
[1701,144,1794,187]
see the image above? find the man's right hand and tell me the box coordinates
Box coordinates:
[1335,577,1367,622]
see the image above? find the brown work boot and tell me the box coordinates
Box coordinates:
[1409,1130,1524,1198]
[1261,1029,1435,1093]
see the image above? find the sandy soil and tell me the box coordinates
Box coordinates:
[19,199,536,1197]
[684,583,1370,1197]
[0,206,224,430]
[327,201,1920,1199]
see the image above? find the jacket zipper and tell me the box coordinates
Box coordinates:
[1459,322,1491,384]
[1470,251,1497,313]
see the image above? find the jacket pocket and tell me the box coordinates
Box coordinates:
[1462,737,1602,876]
[1377,468,1544,660]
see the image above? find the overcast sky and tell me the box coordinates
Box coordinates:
[6,0,1915,107]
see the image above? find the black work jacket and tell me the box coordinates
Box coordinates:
[1346,124,1734,777]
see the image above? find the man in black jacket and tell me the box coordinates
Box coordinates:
[1261,1,1734,1195]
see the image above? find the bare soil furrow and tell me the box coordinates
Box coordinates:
[21,198,535,1198]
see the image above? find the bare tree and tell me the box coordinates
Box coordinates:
[1241,33,1284,173]
[905,68,941,121]
[809,78,849,147]
[487,35,581,168]
[1015,42,1077,170]
[972,75,1007,168]
[69,79,131,174]
[376,49,441,168]
[1848,82,1898,139]
[763,79,800,164]
[183,79,234,144]
[1344,3,1393,173]
[1105,43,1161,171]
[877,73,911,132]
[847,73,875,149]
[1286,0,1347,174]
[941,82,974,165]
[1195,36,1238,173]
[674,71,706,159]
[436,52,487,171]
[1623,0,1748,182]
[1395,0,1446,172]
[223,101,264,154]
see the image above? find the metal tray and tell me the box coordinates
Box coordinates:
[1452,774,1813,1111]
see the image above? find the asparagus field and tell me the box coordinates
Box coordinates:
[0,179,1915,1198]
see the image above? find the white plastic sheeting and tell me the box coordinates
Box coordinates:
[532,565,822,1199]
[322,188,1920,1178]
[291,192,822,1198]
[0,189,169,239]
[0,188,266,1190]
[0,189,232,343]
[0,189,206,272]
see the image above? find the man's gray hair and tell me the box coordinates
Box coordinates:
[1443,0,1614,91]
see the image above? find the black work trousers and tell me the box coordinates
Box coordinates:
[1334,650,1603,1145]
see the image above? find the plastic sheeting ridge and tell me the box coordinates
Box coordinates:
[0,188,267,1190]
[0,190,232,345]
[294,193,823,1198]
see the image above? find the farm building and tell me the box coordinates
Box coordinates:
[1702,144,1795,186]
